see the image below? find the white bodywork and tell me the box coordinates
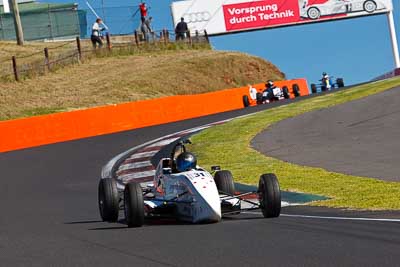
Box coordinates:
[301,0,387,19]
[262,87,285,100]
[145,159,223,223]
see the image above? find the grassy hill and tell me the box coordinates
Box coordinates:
[0,42,284,121]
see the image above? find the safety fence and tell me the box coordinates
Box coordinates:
[0,30,210,82]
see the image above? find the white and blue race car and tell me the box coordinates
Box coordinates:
[98,140,281,227]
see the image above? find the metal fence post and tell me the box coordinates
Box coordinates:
[12,56,19,82]
[44,47,50,72]
[76,36,82,61]
[47,4,54,40]
[0,14,4,40]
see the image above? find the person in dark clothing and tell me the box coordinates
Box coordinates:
[175,17,188,41]
[91,18,105,49]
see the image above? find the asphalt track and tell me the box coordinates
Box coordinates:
[1,91,400,266]
[253,86,400,182]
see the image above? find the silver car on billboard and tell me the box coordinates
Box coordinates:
[300,0,387,20]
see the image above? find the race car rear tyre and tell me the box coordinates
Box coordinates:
[243,95,250,108]
[282,86,290,99]
[292,84,300,97]
[258,173,281,218]
[214,170,235,195]
[336,78,345,88]
[364,0,377,13]
[124,182,144,227]
[98,178,119,222]
[311,83,317,94]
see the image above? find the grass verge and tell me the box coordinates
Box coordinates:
[0,49,284,121]
[190,78,400,210]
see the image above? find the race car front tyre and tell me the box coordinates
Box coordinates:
[124,182,145,227]
[258,173,281,218]
[311,83,317,94]
[282,86,290,99]
[307,7,320,20]
[292,84,300,97]
[364,0,377,13]
[243,95,250,108]
[336,78,345,88]
[98,178,119,222]
[214,170,235,195]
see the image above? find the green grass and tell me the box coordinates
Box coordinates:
[190,78,400,210]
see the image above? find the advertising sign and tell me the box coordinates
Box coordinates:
[171,0,393,36]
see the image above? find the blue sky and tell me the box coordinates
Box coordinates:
[44,0,400,85]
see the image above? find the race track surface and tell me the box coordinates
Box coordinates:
[253,87,400,182]
[1,92,400,266]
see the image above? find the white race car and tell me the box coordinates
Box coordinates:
[98,140,281,227]
[301,0,386,20]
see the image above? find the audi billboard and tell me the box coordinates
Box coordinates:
[171,0,393,36]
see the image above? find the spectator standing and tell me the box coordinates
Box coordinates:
[175,17,188,41]
[91,18,105,49]
[141,16,153,42]
[139,2,148,19]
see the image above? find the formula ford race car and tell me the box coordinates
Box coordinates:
[310,76,345,93]
[242,83,301,108]
[98,140,281,227]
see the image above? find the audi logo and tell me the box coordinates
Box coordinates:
[183,12,211,23]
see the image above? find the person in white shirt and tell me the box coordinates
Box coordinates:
[91,18,105,49]
[248,85,258,100]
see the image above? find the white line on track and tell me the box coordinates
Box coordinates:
[147,137,180,148]
[243,211,400,223]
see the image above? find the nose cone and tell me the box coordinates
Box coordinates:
[195,183,221,223]
[188,173,221,223]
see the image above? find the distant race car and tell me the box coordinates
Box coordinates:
[243,83,301,108]
[310,76,345,93]
[301,0,386,20]
[98,140,281,227]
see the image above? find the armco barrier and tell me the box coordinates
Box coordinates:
[0,78,308,153]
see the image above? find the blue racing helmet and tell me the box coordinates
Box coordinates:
[176,152,197,172]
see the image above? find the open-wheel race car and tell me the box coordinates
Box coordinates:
[310,76,345,93]
[243,82,301,108]
[98,140,281,227]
